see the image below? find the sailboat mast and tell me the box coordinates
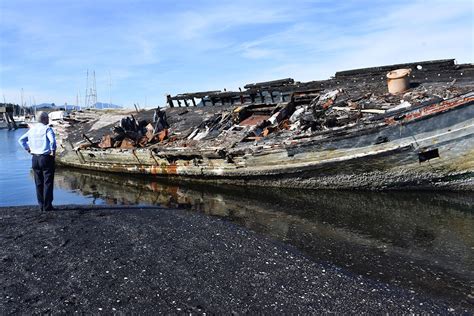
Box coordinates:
[108,70,111,109]
[20,88,24,115]
[86,70,89,108]
[93,71,97,108]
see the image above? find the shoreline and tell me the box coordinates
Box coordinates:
[1,205,468,313]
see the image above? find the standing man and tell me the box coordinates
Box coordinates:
[18,111,57,212]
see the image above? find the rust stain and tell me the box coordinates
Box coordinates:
[167,162,178,174]
[239,114,270,126]
[150,165,160,175]
[386,96,474,125]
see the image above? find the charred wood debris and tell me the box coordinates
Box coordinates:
[64,59,473,151]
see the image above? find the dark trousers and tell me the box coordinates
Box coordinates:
[32,154,55,211]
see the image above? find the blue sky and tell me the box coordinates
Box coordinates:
[0,0,473,107]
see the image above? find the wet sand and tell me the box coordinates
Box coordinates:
[0,206,467,314]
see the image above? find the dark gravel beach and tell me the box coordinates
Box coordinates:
[0,206,467,314]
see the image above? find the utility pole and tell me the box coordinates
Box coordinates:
[85,69,97,108]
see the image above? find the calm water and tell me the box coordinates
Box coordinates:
[0,129,105,206]
[0,129,473,308]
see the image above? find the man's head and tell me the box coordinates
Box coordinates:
[36,111,49,125]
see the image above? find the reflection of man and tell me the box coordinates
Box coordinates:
[18,112,57,212]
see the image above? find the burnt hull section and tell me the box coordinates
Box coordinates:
[57,100,474,190]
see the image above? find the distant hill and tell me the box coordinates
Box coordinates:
[34,103,54,109]
[94,102,122,109]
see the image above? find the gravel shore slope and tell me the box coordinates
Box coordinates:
[0,206,465,314]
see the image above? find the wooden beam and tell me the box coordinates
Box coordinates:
[167,95,174,108]
[244,78,294,89]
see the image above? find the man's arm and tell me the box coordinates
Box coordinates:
[46,127,57,156]
[18,130,30,153]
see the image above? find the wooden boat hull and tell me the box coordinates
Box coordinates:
[57,95,474,190]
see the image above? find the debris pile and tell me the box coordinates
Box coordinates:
[74,83,471,151]
[79,109,170,150]
[57,59,473,152]
[283,82,470,134]
[187,112,233,141]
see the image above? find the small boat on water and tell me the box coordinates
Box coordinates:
[55,59,474,190]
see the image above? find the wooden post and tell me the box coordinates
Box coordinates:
[183,99,189,107]
[250,94,255,103]
[259,91,265,103]
[4,112,10,129]
[191,98,197,107]
[177,100,182,107]
[82,133,95,144]
[8,112,17,129]
[167,95,174,108]
[269,90,274,103]
[1,106,17,129]
[201,98,207,107]
[3,113,11,130]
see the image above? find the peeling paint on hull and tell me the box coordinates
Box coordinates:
[56,95,474,190]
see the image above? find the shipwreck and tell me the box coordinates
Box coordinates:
[54,59,474,190]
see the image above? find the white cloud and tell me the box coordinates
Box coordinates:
[234,0,473,82]
[0,0,472,106]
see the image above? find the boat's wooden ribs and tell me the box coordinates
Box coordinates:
[167,59,474,108]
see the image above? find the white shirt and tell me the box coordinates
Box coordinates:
[18,123,57,155]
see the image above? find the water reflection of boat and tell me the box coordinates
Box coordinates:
[55,167,474,308]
